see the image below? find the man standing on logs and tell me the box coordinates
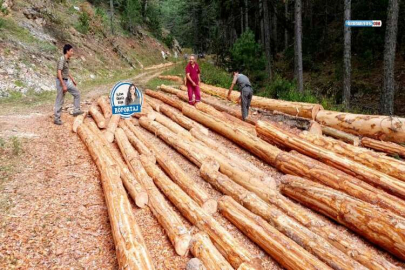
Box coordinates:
[185,55,201,105]
[54,44,83,125]
[227,71,253,121]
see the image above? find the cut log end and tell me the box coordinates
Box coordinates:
[105,131,115,143]
[311,104,323,120]
[135,191,149,208]
[175,233,192,256]
[202,199,218,215]
[72,111,88,133]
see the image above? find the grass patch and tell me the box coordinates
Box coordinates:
[14,80,25,88]
[11,137,22,156]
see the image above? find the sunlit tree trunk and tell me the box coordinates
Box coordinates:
[263,0,272,79]
[294,0,304,92]
[110,0,114,35]
[285,0,288,51]
[343,0,351,108]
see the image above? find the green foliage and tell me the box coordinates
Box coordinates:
[145,3,162,39]
[230,30,265,76]
[0,137,5,149]
[0,18,4,29]
[0,0,8,15]
[75,11,90,34]
[163,34,174,49]
[121,0,142,33]
[11,137,22,156]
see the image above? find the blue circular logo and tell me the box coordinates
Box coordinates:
[110,82,143,118]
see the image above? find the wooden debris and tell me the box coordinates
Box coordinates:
[72,111,87,133]
[280,175,405,261]
[321,126,360,146]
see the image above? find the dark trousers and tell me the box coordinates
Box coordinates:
[241,87,253,120]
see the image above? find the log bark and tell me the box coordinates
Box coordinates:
[146,156,262,269]
[144,96,163,111]
[115,128,191,256]
[237,263,259,270]
[218,196,331,270]
[300,131,405,182]
[256,120,405,199]
[89,105,107,129]
[202,159,397,269]
[259,110,311,130]
[200,159,364,269]
[315,110,405,143]
[76,124,154,269]
[104,114,121,143]
[158,75,183,83]
[159,84,181,95]
[127,123,218,215]
[275,150,405,218]
[361,137,405,158]
[97,96,112,119]
[280,175,405,261]
[321,125,360,146]
[190,232,233,270]
[87,121,148,208]
[145,89,183,110]
[72,111,88,133]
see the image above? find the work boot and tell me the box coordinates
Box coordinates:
[73,110,84,117]
[54,119,62,125]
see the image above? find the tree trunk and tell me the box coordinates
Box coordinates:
[109,0,114,35]
[272,6,278,54]
[263,0,272,78]
[89,105,107,129]
[126,123,218,215]
[76,124,154,269]
[275,150,405,218]
[72,111,87,133]
[104,114,121,143]
[147,155,261,269]
[115,128,191,256]
[97,96,112,120]
[299,131,405,182]
[294,0,304,92]
[146,90,183,110]
[343,0,351,108]
[240,7,244,33]
[244,0,249,31]
[159,84,181,95]
[218,196,331,270]
[380,0,399,115]
[190,232,233,270]
[200,159,364,269]
[280,175,405,261]
[284,0,289,51]
[321,126,360,145]
[361,137,405,158]
[256,120,405,199]
[87,122,148,209]
[315,110,405,143]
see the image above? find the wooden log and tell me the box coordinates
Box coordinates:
[321,126,360,146]
[148,109,195,141]
[87,121,148,208]
[186,258,207,270]
[361,137,405,158]
[76,124,154,269]
[256,120,405,199]
[146,89,183,110]
[299,131,405,182]
[72,111,88,133]
[158,75,183,83]
[199,83,323,120]
[145,156,262,269]
[104,114,121,143]
[316,110,405,144]
[280,175,405,261]
[159,84,181,95]
[115,128,191,256]
[89,105,106,129]
[200,159,364,269]
[237,263,259,270]
[97,96,112,119]
[190,232,233,270]
[126,123,218,214]
[308,122,322,135]
[218,196,331,270]
[145,95,163,112]
[261,110,312,130]
[182,105,283,165]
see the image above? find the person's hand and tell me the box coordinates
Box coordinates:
[62,84,68,93]
[192,82,197,87]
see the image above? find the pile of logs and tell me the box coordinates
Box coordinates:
[74,84,405,269]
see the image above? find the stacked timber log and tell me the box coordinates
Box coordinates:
[115,128,191,256]
[76,123,154,269]
[89,105,107,128]
[104,114,121,142]
[97,96,112,119]
[361,137,405,158]
[158,75,183,83]
[321,126,360,145]
[72,111,88,133]
[280,175,405,261]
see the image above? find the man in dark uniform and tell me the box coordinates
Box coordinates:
[54,44,83,125]
[227,71,253,121]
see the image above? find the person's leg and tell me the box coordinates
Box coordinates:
[241,89,248,121]
[66,80,81,114]
[245,88,253,119]
[194,85,201,104]
[187,85,195,105]
[54,79,65,123]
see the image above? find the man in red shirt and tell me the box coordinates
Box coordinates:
[185,55,201,105]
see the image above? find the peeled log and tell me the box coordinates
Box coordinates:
[115,128,191,256]
[97,96,112,119]
[200,159,364,269]
[146,89,183,110]
[89,105,107,129]
[104,114,121,143]
[321,126,360,146]
[87,122,148,208]
[147,156,262,269]
[280,175,405,261]
[159,84,181,95]
[299,131,405,182]
[190,232,233,270]
[158,75,183,83]
[316,110,405,143]
[72,111,88,133]
[361,137,405,158]
[76,124,154,269]
[127,123,218,214]
[256,120,405,199]
[218,196,331,270]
